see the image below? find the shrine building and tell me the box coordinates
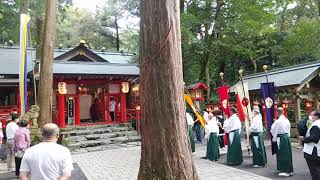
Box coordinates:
[0,42,140,128]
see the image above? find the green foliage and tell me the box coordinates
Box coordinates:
[181,0,320,93]
[279,18,320,65]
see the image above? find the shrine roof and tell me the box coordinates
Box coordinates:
[0,46,136,75]
[53,61,139,76]
[187,82,209,90]
[0,47,33,75]
[230,61,320,92]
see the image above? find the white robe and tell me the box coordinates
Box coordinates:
[205,117,219,139]
[270,115,291,144]
[224,114,242,144]
[203,111,209,122]
[223,114,242,133]
[250,115,263,133]
[186,112,194,127]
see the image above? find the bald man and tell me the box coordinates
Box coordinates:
[20,123,73,180]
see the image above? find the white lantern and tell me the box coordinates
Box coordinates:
[58,82,67,94]
[121,82,129,93]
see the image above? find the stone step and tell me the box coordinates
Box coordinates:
[62,126,131,137]
[68,135,141,150]
[66,131,138,143]
[71,142,141,154]
[61,123,132,132]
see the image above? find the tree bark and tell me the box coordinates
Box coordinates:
[115,18,120,51]
[204,54,210,102]
[38,0,57,127]
[20,0,29,14]
[138,0,199,179]
[250,55,257,73]
[35,16,43,60]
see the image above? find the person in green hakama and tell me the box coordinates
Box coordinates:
[224,108,243,166]
[204,112,220,161]
[250,109,267,167]
[186,112,195,152]
[271,107,293,177]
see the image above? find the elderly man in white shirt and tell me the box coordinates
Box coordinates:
[250,109,267,168]
[5,114,19,171]
[223,108,243,166]
[186,112,195,152]
[271,107,293,177]
[20,123,73,180]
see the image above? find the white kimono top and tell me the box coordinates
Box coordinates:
[250,115,263,133]
[223,114,242,134]
[203,111,209,123]
[270,115,291,142]
[186,112,194,127]
[205,117,219,139]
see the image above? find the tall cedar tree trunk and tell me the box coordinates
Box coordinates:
[204,54,210,103]
[20,0,29,14]
[35,16,43,60]
[138,0,199,179]
[115,18,120,51]
[38,0,57,127]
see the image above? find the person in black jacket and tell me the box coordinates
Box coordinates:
[300,110,320,180]
[216,110,225,149]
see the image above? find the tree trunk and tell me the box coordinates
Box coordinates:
[35,16,43,60]
[138,0,199,179]
[20,0,29,14]
[250,56,257,73]
[204,54,210,102]
[115,18,120,51]
[38,0,57,127]
[180,0,185,13]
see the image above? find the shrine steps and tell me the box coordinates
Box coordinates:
[60,124,141,154]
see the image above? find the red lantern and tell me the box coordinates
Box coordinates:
[242,97,249,106]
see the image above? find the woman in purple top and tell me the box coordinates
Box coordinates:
[14,120,30,177]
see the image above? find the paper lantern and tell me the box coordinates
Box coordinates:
[121,82,129,93]
[58,82,67,94]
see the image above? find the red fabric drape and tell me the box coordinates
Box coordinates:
[236,94,246,122]
[217,86,230,117]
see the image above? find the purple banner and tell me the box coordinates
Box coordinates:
[261,82,276,130]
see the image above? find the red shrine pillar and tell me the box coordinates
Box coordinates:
[121,93,127,123]
[105,95,111,124]
[75,94,80,126]
[58,94,65,128]
[17,88,21,113]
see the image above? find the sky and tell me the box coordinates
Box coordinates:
[73,0,139,30]
[73,0,107,13]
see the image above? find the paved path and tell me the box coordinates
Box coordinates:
[218,145,311,180]
[73,140,271,180]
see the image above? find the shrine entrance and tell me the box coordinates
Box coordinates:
[105,93,126,124]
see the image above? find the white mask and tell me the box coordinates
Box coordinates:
[308,116,313,121]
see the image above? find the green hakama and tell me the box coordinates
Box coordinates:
[206,133,220,161]
[251,132,267,167]
[276,133,293,173]
[227,130,243,166]
[188,126,195,152]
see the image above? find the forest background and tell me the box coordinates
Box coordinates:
[1,0,320,102]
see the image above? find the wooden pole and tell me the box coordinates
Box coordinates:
[38,0,57,127]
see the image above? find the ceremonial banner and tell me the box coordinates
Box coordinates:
[217,86,230,117]
[184,94,206,127]
[260,82,276,130]
[235,81,252,150]
[236,94,245,122]
[261,82,277,155]
[19,14,31,114]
